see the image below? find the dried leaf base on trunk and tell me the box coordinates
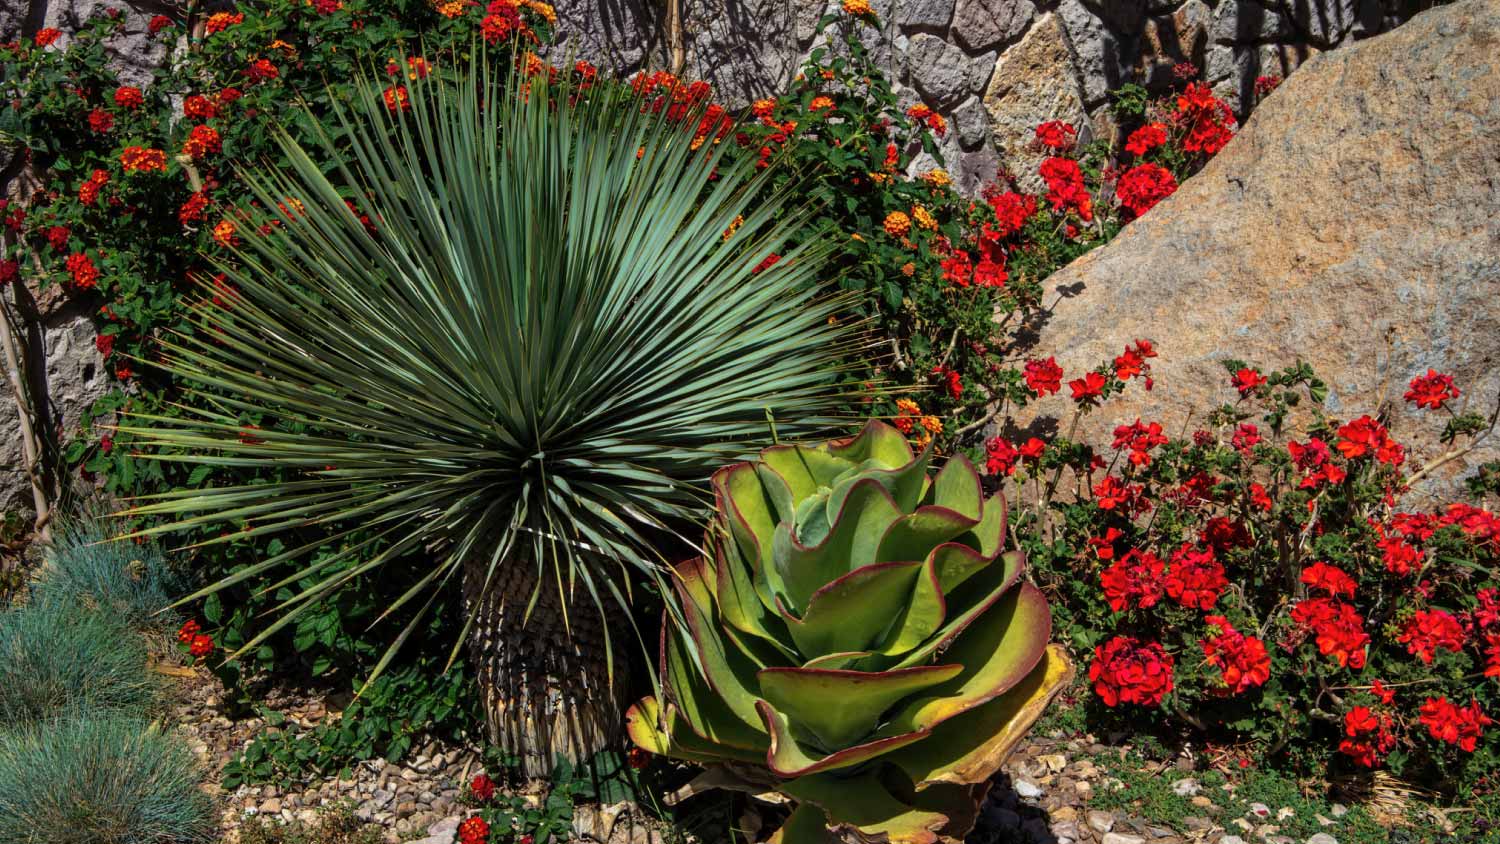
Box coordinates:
[464,559,629,779]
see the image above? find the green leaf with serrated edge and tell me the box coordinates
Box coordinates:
[781,769,951,844]
[758,663,961,749]
[873,543,993,657]
[890,644,1075,789]
[879,583,1051,735]
[927,455,983,521]
[758,700,931,777]
[772,479,905,612]
[782,561,921,658]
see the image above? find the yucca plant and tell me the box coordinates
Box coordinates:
[114,58,857,773]
[626,421,1072,843]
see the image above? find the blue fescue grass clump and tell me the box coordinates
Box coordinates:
[32,519,182,633]
[0,714,215,843]
[0,599,160,727]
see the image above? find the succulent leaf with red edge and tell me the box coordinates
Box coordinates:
[627,421,1072,843]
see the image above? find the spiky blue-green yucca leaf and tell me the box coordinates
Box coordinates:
[115,59,857,678]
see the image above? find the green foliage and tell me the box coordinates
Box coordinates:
[0,598,159,727]
[0,714,215,844]
[238,801,382,844]
[628,421,1069,841]
[222,660,477,789]
[32,518,181,632]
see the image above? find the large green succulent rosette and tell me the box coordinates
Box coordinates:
[627,421,1073,843]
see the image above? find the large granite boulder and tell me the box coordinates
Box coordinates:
[1011,0,1500,498]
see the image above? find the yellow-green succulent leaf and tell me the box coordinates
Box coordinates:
[874,507,982,564]
[781,561,922,658]
[873,542,992,657]
[758,701,932,778]
[887,548,1025,670]
[928,454,983,521]
[891,644,1076,789]
[757,663,962,749]
[781,769,951,844]
[882,583,1052,734]
[767,802,843,844]
[772,479,905,611]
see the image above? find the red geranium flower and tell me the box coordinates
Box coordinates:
[35,28,62,47]
[1164,544,1226,610]
[1336,415,1404,466]
[1023,357,1064,397]
[1231,367,1265,395]
[1377,534,1424,577]
[1201,616,1269,694]
[148,14,173,33]
[1124,122,1167,156]
[1069,371,1107,404]
[1397,609,1465,664]
[1090,636,1174,707]
[469,773,495,802]
[1339,705,1397,767]
[1419,696,1491,752]
[1404,369,1460,410]
[1116,163,1177,217]
[985,436,1018,477]
[1034,120,1077,151]
[177,619,201,643]
[1100,549,1165,612]
[1289,597,1368,668]
[1039,157,1092,221]
[1299,562,1356,598]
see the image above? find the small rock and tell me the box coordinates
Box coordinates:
[1191,795,1217,810]
[260,798,282,814]
[1183,816,1213,831]
[1306,835,1338,844]
[1219,838,1248,844]
[1101,833,1146,844]
[1330,804,1348,818]
[1148,827,1175,839]
[1315,814,1335,827]
[1087,810,1116,834]
[1249,803,1271,819]
[1038,753,1068,772]
[1171,778,1200,796]
[1013,779,1043,799]
[1277,807,1296,821]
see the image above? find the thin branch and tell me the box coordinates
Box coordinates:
[0,248,51,541]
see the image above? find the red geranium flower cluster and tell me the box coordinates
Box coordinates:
[1231,367,1265,395]
[1336,415,1404,466]
[1034,120,1077,151]
[1287,437,1346,489]
[469,772,495,801]
[1070,370,1108,404]
[1094,476,1149,515]
[1090,635,1174,707]
[1419,696,1491,752]
[1397,609,1465,664]
[1112,419,1167,467]
[1376,532,1424,577]
[1175,82,1236,155]
[1164,544,1226,610]
[1100,548,1165,612]
[1339,705,1397,768]
[1404,369,1460,410]
[1115,163,1177,217]
[1300,562,1356,598]
[986,190,1036,238]
[1024,357,1064,397]
[1112,339,1156,383]
[1039,157,1092,221]
[178,620,215,657]
[1201,615,1270,694]
[1124,122,1167,156]
[1289,597,1368,668]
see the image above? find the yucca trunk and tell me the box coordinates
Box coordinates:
[463,557,628,777]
